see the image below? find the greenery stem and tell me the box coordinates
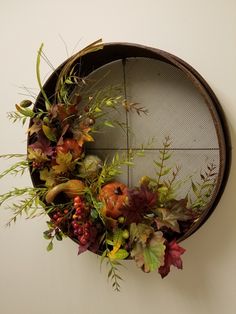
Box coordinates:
[36,43,51,109]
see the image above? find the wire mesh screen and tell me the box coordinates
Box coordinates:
[84,58,219,191]
[77,57,223,240]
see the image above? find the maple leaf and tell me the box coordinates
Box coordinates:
[52,151,75,174]
[28,118,42,135]
[131,230,166,272]
[155,207,181,232]
[129,223,153,244]
[50,103,78,122]
[78,129,94,146]
[27,147,49,163]
[154,198,193,232]
[28,134,54,157]
[39,168,57,187]
[158,240,186,278]
[72,125,94,146]
[165,198,190,217]
[121,185,157,224]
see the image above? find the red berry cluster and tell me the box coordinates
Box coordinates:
[52,208,68,225]
[73,196,86,220]
[72,221,91,246]
[72,196,91,246]
[32,161,43,169]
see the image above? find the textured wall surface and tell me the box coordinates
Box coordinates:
[0,1,235,313]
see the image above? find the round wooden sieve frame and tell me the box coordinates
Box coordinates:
[29,42,231,243]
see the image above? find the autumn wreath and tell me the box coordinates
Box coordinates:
[0,40,219,291]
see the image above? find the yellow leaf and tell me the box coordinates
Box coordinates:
[39,168,56,187]
[28,121,42,135]
[28,147,49,163]
[52,151,75,174]
[77,132,94,146]
[42,125,57,142]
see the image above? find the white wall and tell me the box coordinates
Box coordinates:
[0,1,235,313]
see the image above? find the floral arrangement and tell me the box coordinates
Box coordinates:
[0,40,217,291]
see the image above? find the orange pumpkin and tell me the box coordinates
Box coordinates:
[99,182,128,219]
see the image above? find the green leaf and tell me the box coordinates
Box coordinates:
[55,232,63,241]
[94,107,102,113]
[104,121,115,128]
[161,167,171,176]
[46,241,53,251]
[123,161,134,166]
[106,239,114,246]
[19,100,33,108]
[163,154,171,160]
[111,249,129,260]
[157,186,169,193]
[131,231,166,272]
[113,228,123,247]
[108,268,113,278]
[154,161,162,168]
[42,125,57,142]
[105,99,114,106]
[191,181,198,196]
[65,78,73,84]
[100,250,107,267]
[43,230,52,240]
[136,151,145,157]
[90,208,99,219]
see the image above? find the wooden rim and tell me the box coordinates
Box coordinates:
[30,42,231,243]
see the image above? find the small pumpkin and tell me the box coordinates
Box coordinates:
[99,182,128,219]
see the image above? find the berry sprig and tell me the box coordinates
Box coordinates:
[72,221,92,246]
[72,196,92,246]
[73,195,86,221]
[52,208,69,226]
[32,161,44,169]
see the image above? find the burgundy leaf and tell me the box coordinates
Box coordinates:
[57,124,70,146]
[29,133,54,156]
[121,186,157,224]
[158,240,186,278]
[78,242,90,255]
[50,103,78,122]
